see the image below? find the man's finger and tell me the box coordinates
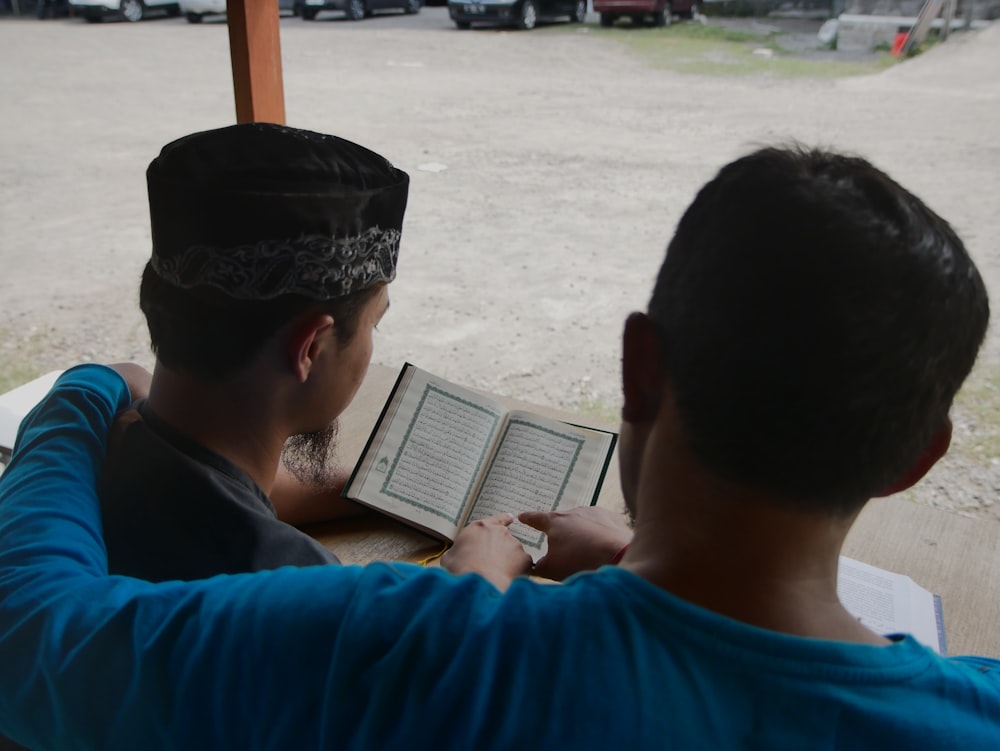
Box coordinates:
[518,510,551,532]
[485,513,516,526]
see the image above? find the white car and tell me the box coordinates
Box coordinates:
[300,0,421,20]
[71,0,181,21]
[180,0,300,22]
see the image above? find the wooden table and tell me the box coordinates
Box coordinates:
[306,364,1000,659]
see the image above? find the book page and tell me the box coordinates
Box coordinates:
[465,411,616,561]
[345,366,506,540]
[838,556,945,654]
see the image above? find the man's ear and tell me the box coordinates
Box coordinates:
[621,312,666,425]
[287,314,335,384]
[875,418,952,497]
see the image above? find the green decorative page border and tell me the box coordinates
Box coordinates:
[480,417,584,549]
[382,384,501,525]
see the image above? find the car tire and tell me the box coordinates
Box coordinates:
[570,0,585,22]
[405,0,420,12]
[517,0,536,29]
[302,6,319,18]
[346,0,365,19]
[599,11,613,26]
[186,11,204,21]
[454,19,470,28]
[119,0,145,21]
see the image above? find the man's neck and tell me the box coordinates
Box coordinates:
[145,364,287,495]
[622,464,887,646]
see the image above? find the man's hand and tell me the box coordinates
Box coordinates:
[107,363,152,402]
[441,514,532,591]
[519,506,633,582]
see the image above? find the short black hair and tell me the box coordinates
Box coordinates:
[648,146,989,513]
[140,262,382,380]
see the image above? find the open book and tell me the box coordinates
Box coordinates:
[838,556,947,654]
[343,363,618,562]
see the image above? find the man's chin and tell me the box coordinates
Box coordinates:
[281,420,340,487]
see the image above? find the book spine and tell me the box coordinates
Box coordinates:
[341,362,413,498]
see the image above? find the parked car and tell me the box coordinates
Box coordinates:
[70,0,181,21]
[299,0,421,20]
[35,0,72,18]
[593,0,695,26]
[180,0,299,22]
[448,0,585,29]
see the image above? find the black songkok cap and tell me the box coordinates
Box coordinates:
[146,123,409,301]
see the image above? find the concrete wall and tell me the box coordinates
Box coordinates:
[837,1,995,53]
[845,0,998,17]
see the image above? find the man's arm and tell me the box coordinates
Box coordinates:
[0,364,515,750]
[270,462,369,526]
[0,364,133,574]
[0,364,355,749]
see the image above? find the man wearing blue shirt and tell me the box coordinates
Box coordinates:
[0,145,997,749]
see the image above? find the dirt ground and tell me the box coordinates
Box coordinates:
[1,11,998,521]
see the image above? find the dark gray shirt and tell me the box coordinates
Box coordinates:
[101,400,339,582]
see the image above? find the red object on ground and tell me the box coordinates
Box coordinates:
[891,32,909,57]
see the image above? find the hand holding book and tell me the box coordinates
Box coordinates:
[519,506,633,581]
[440,514,534,590]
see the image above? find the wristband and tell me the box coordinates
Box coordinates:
[610,543,630,565]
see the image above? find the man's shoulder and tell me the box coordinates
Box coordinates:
[98,401,323,581]
[943,654,1000,688]
[102,401,265,505]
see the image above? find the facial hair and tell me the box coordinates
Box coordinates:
[280,420,340,488]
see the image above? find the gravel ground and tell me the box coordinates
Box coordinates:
[0,11,997,522]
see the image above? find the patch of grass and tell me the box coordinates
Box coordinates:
[576,394,622,428]
[906,38,939,58]
[649,21,764,43]
[561,22,898,78]
[0,332,51,395]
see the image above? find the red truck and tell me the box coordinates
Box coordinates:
[593,0,696,26]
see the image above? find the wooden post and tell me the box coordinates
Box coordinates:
[902,0,944,54]
[227,0,286,125]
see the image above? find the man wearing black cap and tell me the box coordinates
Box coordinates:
[100,123,408,581]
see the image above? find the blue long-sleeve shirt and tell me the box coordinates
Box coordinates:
[1,365,998,750]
